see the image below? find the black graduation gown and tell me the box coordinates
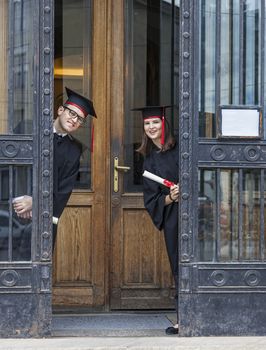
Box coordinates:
[143,142,179,311]
[53,133,82,246]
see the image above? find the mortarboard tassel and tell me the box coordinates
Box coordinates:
[91,121,94,152]
[160,114,165,145]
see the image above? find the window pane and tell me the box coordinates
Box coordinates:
[220,0,240,105]
[198,169,216,261]
[54,0,92,189]
[220,169,239,261]
[242,169,260,260]
[0,165,32,261]
[243,0,261,105]
[199,168,264,262]
[0,0,34,135]
[199,0,216,138]
[125,0,180,192]
[200,0,262,137]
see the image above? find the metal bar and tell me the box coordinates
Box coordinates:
[239,0,244,104]
[260,0,265,115]
[254,1,259,104]
[229,0,233,104]
[8,165,13,262]
[238,168,243,260]
[8,0,15,134]
[229,170,233,260]
[247,171,254,260]
[215,169,221,261]
[215,0,221,115]
[199,0,206,136]
[260,169,265,260]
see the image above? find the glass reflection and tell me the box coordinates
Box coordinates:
[220,170,239,261]
[54,0,92,189]
[242,169,260,260]
[244,0,261,105]
[125,0,180,192]
[199,0,216,138]
[198,169,216,261]
[199,168,264,262]
[220,0,240,105]
[0,0,34,135]
[199,0,262,137]
[0,165,32,261]
[12,0,34,134]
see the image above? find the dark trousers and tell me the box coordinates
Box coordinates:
[164,227,179,322]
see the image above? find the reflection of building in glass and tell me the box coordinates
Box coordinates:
[0,165,32,262]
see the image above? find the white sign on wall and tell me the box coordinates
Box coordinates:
[218,106,262,139]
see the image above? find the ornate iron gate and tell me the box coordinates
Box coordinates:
[179,0,266,336]
[0,0,53,337]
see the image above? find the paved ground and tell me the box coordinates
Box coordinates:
[1,336,266,350]
[1,313,266,350]
[52,312,174,337]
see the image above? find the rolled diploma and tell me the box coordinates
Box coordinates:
[143,170,175,188]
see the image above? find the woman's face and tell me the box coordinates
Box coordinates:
[143,117,162,144]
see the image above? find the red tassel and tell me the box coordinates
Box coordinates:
[161,115,165,145]
[91,121,94,153]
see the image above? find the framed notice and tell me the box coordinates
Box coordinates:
[217,105,263,139]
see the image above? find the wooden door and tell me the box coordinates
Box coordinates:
[52,0,108,310]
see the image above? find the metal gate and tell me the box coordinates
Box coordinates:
[179,0,266,336]
[0,0,53,337]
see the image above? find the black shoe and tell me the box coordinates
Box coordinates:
[165,326,178,335]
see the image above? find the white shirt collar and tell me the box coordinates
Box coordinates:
[53,126,67,137]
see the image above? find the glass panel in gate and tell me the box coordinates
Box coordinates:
[0,0,34,261]
[0,166,32,261]
[198,1,265,263]
[198,168,265,262]
[199,0,261,137]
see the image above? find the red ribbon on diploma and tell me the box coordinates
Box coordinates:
[142,170,175,188]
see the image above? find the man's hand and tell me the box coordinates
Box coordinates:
[13,195,33,218]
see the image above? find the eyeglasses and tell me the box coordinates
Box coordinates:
[63,106,85,125]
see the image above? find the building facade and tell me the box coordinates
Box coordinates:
[0,0,266,337]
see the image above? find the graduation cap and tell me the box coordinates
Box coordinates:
[64,87,97,118]
[131,105,172,145]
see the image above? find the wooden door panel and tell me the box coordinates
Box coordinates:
[111,204,175,309]
[123,210,159,285]
[53,205,94,306]
[54,206,92,282]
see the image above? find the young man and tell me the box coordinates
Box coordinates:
[13,87,96,247]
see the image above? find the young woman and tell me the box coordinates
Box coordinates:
[134,106,179,335]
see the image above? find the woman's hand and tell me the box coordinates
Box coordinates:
[165,184,179,205]
[169,184,179,202]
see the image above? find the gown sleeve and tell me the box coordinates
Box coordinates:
[142,158,166,231]
[53,158,80,218]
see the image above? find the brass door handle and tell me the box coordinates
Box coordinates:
[114,157,131,192]
[115,165,131,172]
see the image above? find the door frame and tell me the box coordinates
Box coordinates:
[0,0,53,337]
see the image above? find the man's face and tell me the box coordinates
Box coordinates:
[56,105,86,133]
